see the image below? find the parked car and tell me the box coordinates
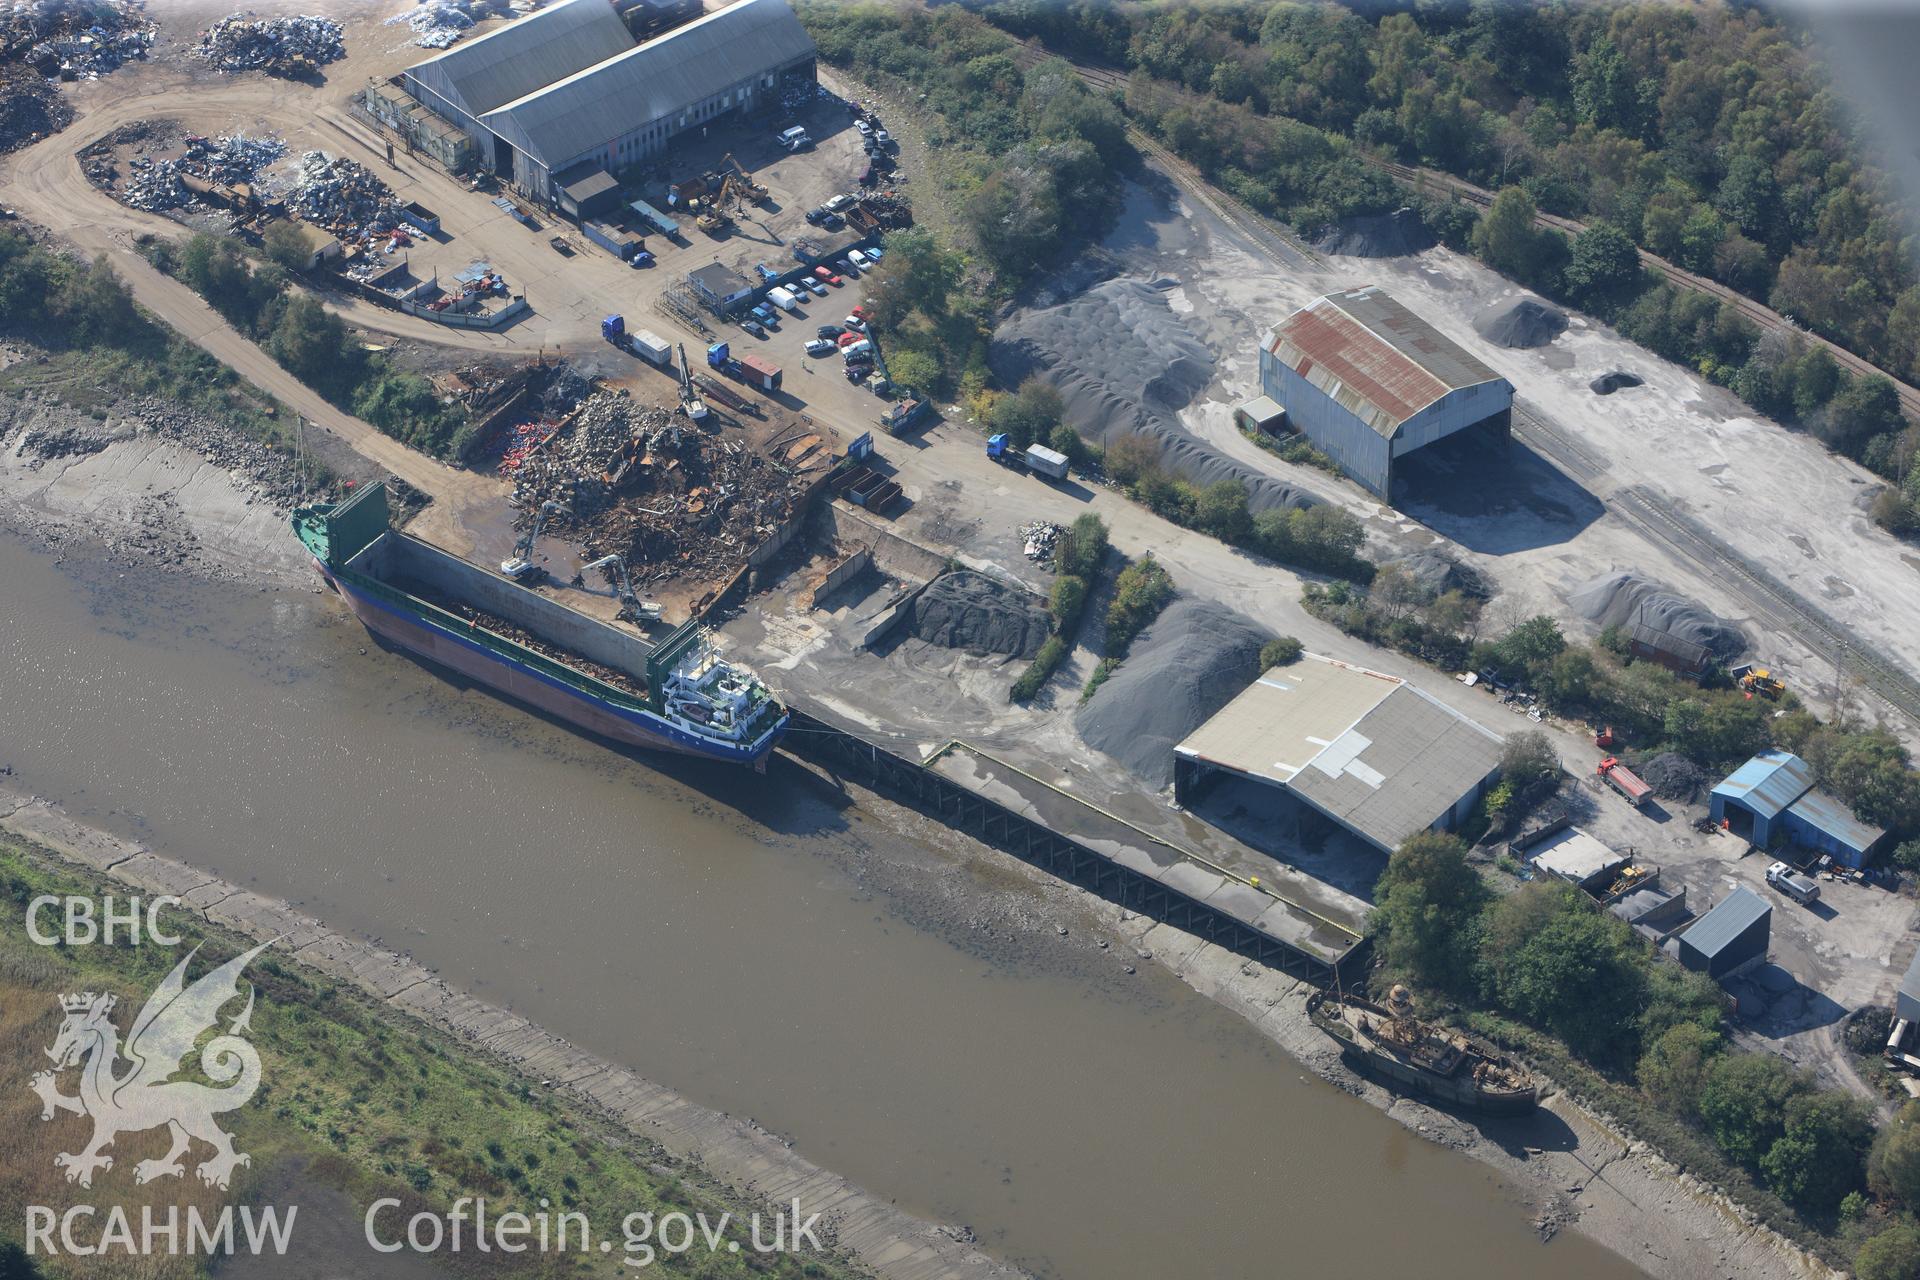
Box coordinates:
[629,250,654,268]
[846,364,872,383]
[870,377,894,397]
[825,194,854,213]
[821,212,844,230]
[835,259,859,277]
[853,119,872,136]
[802,278,828,296]
[804,338,836,356]
[836,330,864,347]
[812,267,842,287]
[849,304,868,321]
[750,304,778,325]
[816,322,843,338]
[842,314,866,331]
[847,249,870,269]
[864,246,885,261]
[842,339,873,361]
[739,319,766,338]
[804,207,829,225]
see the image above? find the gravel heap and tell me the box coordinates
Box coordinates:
[906,570,1051,660]
[1312,207,1435,258]
[196,13,344,76]
[992,276,1315,512]
[1385,548,1488,600]
[1638,752,1708,803]
[1475,297,1568,348]
[1075,598,1271,788]
[1590,370,1644,395]
[1569,571,1747,661]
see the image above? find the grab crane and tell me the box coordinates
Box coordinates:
[674,344,709,423]
[500,500,569,581]
[581,553,662,623]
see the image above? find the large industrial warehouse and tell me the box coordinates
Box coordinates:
[1173,654,1506,857]
[396,0,817,202]
[1258,287,1514,500]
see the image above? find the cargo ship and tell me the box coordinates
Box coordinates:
[293,483,788,768]
[1307,985,1539,1114]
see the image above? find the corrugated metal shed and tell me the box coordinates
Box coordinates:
[1783,790,1887,860]
[1899,947,1920,1023]
[1678,886,1769,970]
[1712,749,1815,819]
[481,0,815,167]
[405,0,635,122]
[1175,654,1504,855]
[1264,287,1504,438]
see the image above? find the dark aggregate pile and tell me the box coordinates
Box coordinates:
[991,276,1316,512]
[1075,598,1271,788]
[906,570,1051,660]
[1569,571,1747,661]
[1386,548,1489,600]
[1475,297,1568,349]
[1638,752,1708,803]
[1312,207,1435,258]
[1590,370,1644,395]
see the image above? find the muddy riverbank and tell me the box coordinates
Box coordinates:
[0,510,1660,1280]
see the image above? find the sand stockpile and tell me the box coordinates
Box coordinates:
[1590,370,1644,395]
[1074,599,1271,788]
[1475,297,1567,349]
[1312,208,1436,258]
[991,277,1316,512]
[1569,572,1746,661]
[906,570,1051,660]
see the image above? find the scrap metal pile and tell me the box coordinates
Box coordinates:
[1,0,151,78]
[287,150,400,236]
[386,0,542,50]
[511,393,805,585]
[1020,521,1061,563]
[109,131,285,213]
[195,13,343,76]
[0,61,69,152]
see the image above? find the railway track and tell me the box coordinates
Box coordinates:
[1508,398,1609,484]
[1611,486,1920,728]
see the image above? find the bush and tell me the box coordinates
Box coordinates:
[1048,574,1088,631]
[1372,831,1489,993]
[1053,513,1108,579]
[1009,634,1068,703]
[1761,1091,1872,1213]
[1699,1052,1809,1168]
[1637,1023,1723,1113]
[1871,1102,1920,1209]
[1478,883,1649,1067]
[1858,1219,1920,1280]
[1103,554,1174,657]
[1499,730,1560,799]
[1260,636,1303,669]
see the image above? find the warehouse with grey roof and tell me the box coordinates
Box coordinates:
[395,0,816,201]
[1258,287,1514,500]
[1173,654,1505,856]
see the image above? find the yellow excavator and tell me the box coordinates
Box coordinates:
[720,153,770,204]
[1733,663,1785,699]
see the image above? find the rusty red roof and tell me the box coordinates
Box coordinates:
[1266,287,1504,438]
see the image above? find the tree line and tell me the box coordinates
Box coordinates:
[156,231,470,459]
[972,1,1920,539]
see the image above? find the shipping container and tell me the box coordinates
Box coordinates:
[628,199,678,237]
[737,353,782,392]
[627,328,672,368]
[583,220,642,259]
[400,201,439,235]
[1023,444,1070,480]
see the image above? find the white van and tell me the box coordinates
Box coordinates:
[765,285,801,314]
[847,248,870,269]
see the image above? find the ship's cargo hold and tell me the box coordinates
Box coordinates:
[293,484,788,768]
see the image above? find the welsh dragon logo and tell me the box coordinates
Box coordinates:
[31,941,271,1191]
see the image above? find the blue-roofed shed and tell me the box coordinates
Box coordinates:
[1781,790,1887,868]
[1677,886,1770,979]
[1709,749,1888,866]
[1710,750,1816,845]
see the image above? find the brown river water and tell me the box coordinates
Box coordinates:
[0,531,1646,1280]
